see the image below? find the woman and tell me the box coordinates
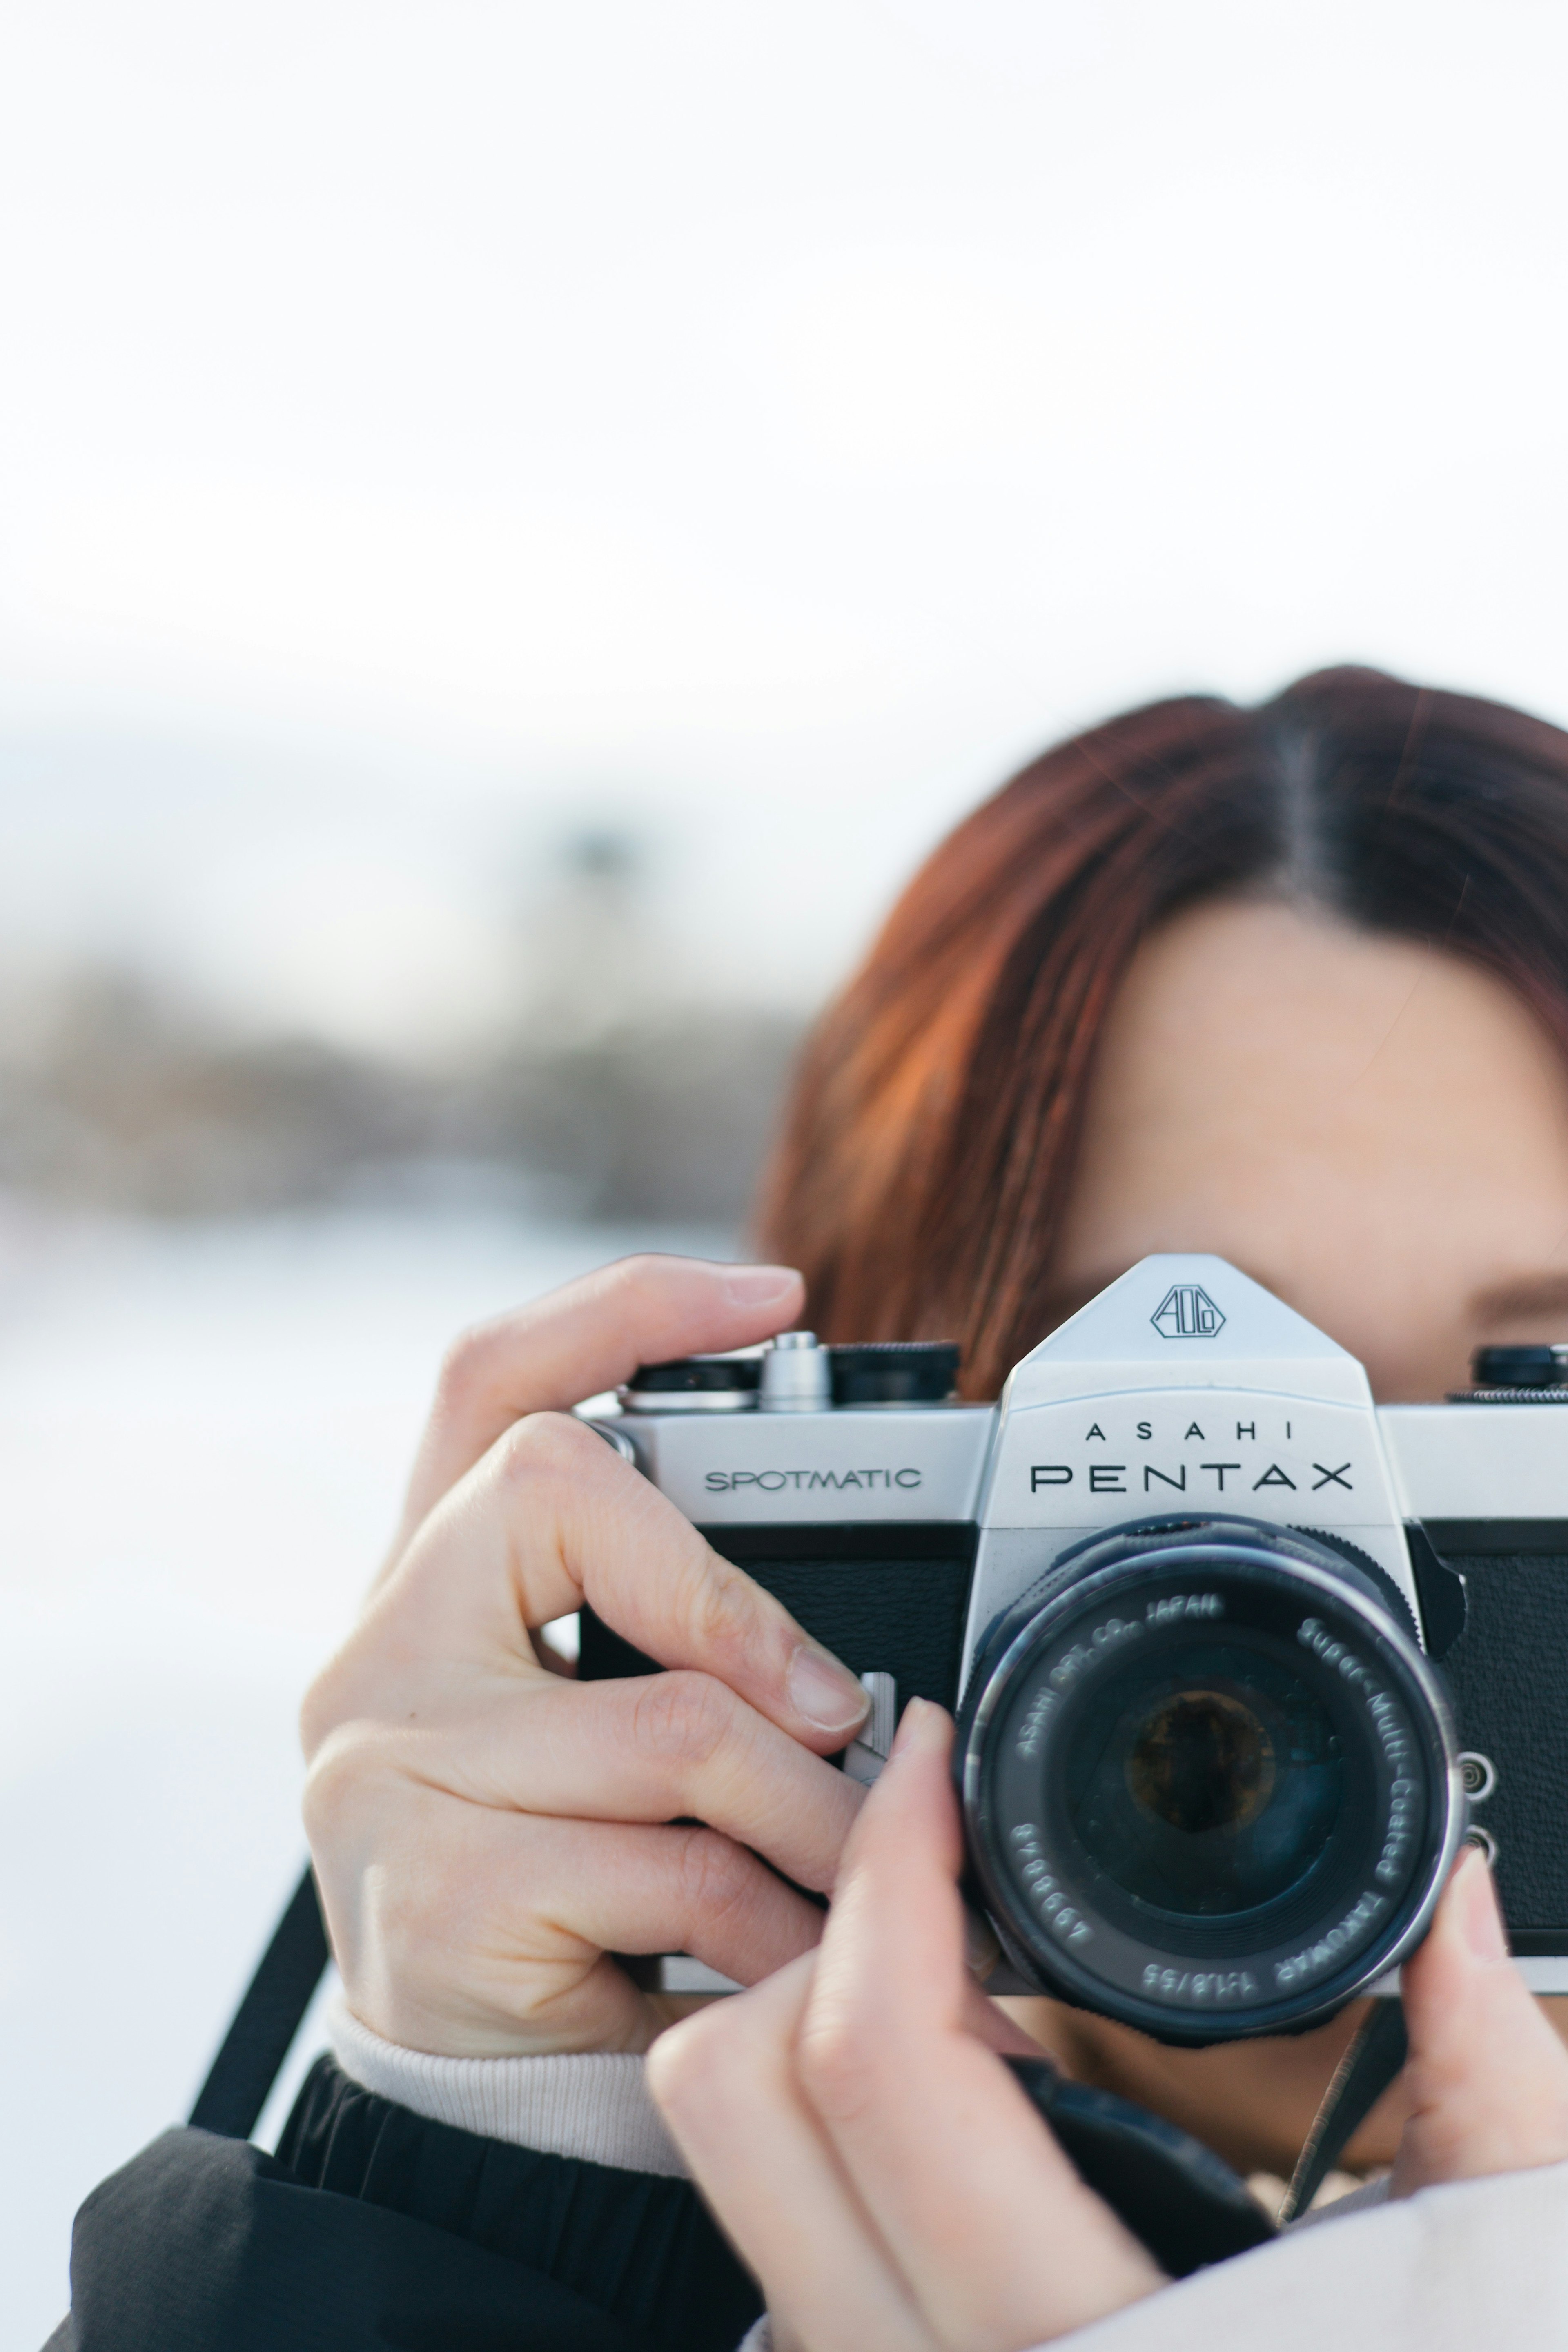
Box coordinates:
[53,668,1568,2349]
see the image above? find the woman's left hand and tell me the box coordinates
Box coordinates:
[647,1699,1164,2352]
[652,1700,1568,2352]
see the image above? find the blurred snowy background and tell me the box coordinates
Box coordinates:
[4,0,1568,2336]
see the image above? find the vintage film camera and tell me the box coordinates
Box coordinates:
[581,1256,1568,2044]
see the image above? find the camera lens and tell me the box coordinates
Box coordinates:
[958,1517,1460,2043]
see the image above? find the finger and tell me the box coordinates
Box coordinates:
[798,1700,1163,2347]
[431,1669,865,1894]
[648,1955,939,2352]
[510,1816,832,2011]
[314,1778,833,2056]
[350,1411,869,1751]
[395,1253,804,1542]
[1393,1846,1568,2193]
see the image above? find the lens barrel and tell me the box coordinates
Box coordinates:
[958,1516,1461,2043]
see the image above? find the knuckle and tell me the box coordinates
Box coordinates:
[684,1550,757,1657]
[674,1826,760,1937]
[632,1671,740,1770]
[645,2000,744,2117]
[298,1634,401,1759]
[298,1663,345,1760]
[300,1722,392,1845]
[796,1998,882,2124]
[433,1320,501,1419]
[493,1409,596,1490]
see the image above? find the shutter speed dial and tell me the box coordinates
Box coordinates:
[621,1336,962,1413]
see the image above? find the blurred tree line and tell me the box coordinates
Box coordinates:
[0,829,813,1222]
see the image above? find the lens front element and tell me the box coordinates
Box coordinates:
[1072,1646,1343,1920]
[1125,1685,1278,1838]
[960,1519,1459,2042]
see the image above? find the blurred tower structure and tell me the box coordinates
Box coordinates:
[518,827,659,1047]
[463,817,801,1224]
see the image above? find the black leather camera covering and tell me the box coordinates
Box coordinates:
[1424,1522,1568,1944]
[578,1522,977,1711]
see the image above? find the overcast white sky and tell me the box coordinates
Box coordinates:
[2,0,1566,1051]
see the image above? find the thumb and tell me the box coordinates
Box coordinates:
[1392,1846,1568,2196]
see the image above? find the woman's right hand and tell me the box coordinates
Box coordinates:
[300,1254,871,2058]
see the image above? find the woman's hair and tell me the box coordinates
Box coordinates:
[753,666,1568,1397]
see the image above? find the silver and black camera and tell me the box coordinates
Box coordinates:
[582,1256,1568,2044]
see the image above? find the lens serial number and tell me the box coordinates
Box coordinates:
[1007,1822,1093,1944]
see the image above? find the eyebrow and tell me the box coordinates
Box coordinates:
[1470,1272,1568,1326]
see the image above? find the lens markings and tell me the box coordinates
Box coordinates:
[1140,1964,1259,2003]
[1274,1889,1389,1989]
[1006,1819,1093,1944]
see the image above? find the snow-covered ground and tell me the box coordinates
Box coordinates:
[0,1204,731,2347]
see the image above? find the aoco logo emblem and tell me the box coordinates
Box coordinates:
[1151,1285,1225,1339]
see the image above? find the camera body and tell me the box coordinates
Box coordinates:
[581,1256,1568,2041]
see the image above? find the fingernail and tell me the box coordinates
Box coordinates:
[722,1264,802,1307]
[889,1696,946,1760]
[1457,1844,1508,1962]
[786,1644,869,1734]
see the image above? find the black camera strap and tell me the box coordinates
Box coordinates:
[1279,1996,1408,2223]
[1008,1998,1410,2271]
[188,1865,330,2139]
[1005,2054,1279,2275]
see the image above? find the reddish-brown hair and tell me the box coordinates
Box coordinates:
[753,666,1568,1396]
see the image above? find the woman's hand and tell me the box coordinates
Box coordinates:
[1391,1841,1568,2194]
[650,1708,1568,2352]
[301,1254,872,2058]
[648,1701,1165,2352]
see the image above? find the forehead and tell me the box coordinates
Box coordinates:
[1089,899,1568,1166]
[1056,899,1568,1298]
